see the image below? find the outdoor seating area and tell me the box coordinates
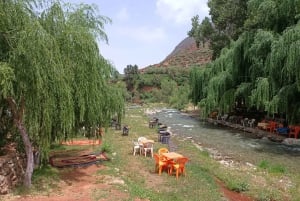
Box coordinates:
[132,117,188,179]
[210,112,300,140]
[154,148,189,179]
[256,119,300,139]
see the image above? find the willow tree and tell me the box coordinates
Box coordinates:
[189,0,300,122]
[0,0,123,188]
[189,64,213,108]
[266,23,300,122]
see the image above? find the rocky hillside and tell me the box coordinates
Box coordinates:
[140,37,212,72]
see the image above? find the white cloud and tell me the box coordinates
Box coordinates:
[116,26,167,44]
[116,7,130,21]
[156,0,209,25]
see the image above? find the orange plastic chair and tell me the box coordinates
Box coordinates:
[153,153,171,175]
[266,121,277,133]
[169,157,189,179]
[158,148,169,155]
[289,126,300,139]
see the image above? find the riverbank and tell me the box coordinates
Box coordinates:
[145,106,300,200]
[180,107,300,146]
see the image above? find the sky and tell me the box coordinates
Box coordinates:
[66,0,209,73]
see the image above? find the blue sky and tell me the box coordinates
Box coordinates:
[66,0,209,73]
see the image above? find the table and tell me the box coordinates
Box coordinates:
[257,122,269,130]
[162,152,183,160]
[140,139,154,144]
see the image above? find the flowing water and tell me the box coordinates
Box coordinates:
[148,108,300,173]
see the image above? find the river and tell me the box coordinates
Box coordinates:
[148,108,300,173]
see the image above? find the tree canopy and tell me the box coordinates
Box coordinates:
[189,0,300,124]
[0,0,125,187]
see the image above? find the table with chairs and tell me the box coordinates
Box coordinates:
[132,135,189,179]
[154,150,189,179]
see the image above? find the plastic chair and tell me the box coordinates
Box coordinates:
[169,157,189,179]
[138,137,147,154]
[153,153,171,175]
[248,119,256,128]
[122,125,129,135]
[132,141,141,156]
[289,126,300,139]
[158,148,169,155]
[143,141,154,157]
[137,137,147,143]
[266,121,277,133]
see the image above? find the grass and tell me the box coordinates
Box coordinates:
[101,105,300,201]
[258,159,286,174]
[12,104,300,201]
[97,106,223,201]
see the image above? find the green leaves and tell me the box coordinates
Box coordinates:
[189,0,300,122]
[0,62,15,98]
[0,0,124,163]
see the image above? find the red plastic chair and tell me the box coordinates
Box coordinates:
[289,126,300,139]
[266,121,277,133]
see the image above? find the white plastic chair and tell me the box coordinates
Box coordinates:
[143,142,154,157]
[248,119,256,128]
[132,140,141,156]
[137,137,147,155]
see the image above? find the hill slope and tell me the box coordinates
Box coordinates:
[141,37,212,72]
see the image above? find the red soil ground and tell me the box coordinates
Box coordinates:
[3,138,255,201]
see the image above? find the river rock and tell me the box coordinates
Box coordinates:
[282,138,300,145]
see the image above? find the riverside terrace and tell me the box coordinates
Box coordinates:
[207,114,300,144]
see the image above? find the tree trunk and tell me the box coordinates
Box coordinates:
[7,97,34,188]
[16,120,33,187]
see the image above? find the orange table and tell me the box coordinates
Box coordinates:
[162,152,183,160]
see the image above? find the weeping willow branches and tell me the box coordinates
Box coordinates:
[1,0,124,166]
[189,0,300,123]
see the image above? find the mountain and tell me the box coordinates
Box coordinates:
[140,37,212,72]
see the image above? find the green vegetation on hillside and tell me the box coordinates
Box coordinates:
[123,65,190,110]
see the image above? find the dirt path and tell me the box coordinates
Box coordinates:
[4,164,131,201]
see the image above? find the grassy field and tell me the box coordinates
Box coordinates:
[8,104,300,201]
[96,105,299,201]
